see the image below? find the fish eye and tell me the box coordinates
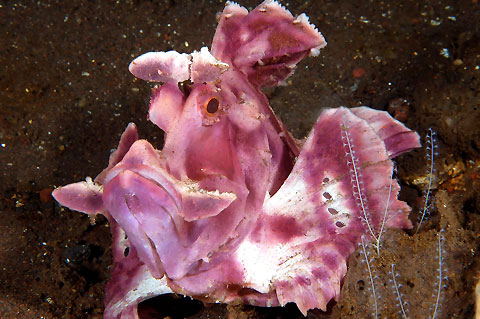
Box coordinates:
[204,97,219,115]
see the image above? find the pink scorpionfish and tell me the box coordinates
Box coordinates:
[53,1,420,318]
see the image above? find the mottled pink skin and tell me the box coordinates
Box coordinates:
[52,1,420,318]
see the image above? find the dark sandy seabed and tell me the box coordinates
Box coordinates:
[1,0,479,318]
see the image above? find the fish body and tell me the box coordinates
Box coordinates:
[53,1,420,318]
